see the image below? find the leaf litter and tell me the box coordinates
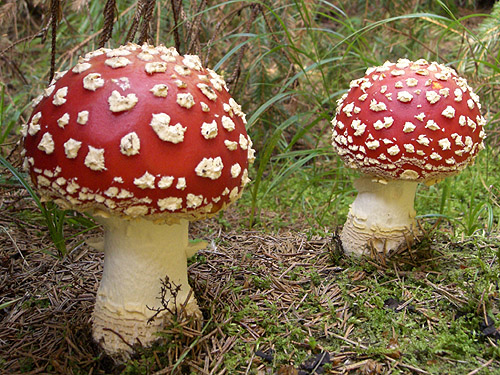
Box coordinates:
[0,190,500,373]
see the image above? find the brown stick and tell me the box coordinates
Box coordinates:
[49,0,60,83]
[139,0,156,44]
[98,0,116,47]
[186,0,207,55]
[0,27,47,58]
[126,0,146,43]
[170,0,181,51]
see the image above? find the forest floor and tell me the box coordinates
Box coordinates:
[1,186,499,374]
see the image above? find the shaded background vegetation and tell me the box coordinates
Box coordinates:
[1,0,500,374]
[2,0,500,236]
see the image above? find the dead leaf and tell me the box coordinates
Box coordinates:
[278,365,299,375]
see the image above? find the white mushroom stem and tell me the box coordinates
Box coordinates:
[91,216,203,357]
[341,176,419,257]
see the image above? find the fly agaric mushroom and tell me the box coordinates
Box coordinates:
[22,43,255,356]
[331,58,485,257]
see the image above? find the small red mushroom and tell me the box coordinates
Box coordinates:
[22,43,255,356]
[331,58,485,257]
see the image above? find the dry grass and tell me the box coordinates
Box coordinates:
[0,187,412,374]
[0,199,349,373]
[2,189,499,374]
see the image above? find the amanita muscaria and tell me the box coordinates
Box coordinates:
[331,58,486,257]
[22,43,255,356]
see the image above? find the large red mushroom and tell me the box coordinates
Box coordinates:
[22,43,255,356]
[331,58,485,257]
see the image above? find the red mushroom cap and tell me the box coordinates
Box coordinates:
[331,58,486,182]
[22,43,255,221]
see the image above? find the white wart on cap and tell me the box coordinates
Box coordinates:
[23,43,255,222]
[331,58,486,182]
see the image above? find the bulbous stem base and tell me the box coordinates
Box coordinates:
[91,217,202,358]
[341,176,419,257]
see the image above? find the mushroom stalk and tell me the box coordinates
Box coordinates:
[22,43,254,358]
[341,176,419,257]
[92,217,201,356]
